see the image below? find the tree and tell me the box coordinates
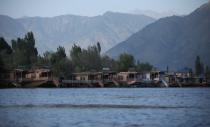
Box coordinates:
[56,46,66,58]
[195,56,204,76]
[205,66,210,79]
[101,55,118,71]
[97,42,101,53]
[201,62,204,75]
[70,44,82,72]
[24,32,38,64]
[79,45,101,71]
[136,62,153,72]
[42,51,54,65]
[12,32,38,67]
[36,51,53,66]
[52,58,73,79]
[70,44,102,72]
[0,37,13,69]
[43,46,73,78]
[0,37,12,54]
[118,53,135,71]
[0,55,4,71]
[0,56,3,65]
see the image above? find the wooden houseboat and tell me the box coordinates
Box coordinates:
[5,67,57,88]
[117,71,142,86]
[62,71,118,87]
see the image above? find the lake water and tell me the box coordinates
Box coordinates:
[0,88,210,127]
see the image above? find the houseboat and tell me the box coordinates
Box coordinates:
[61,70,118,87]
[117,71,142,87]
[0,67,57,88]
[19,68,57,88]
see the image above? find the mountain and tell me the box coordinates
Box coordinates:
[0,12,154,53]
[106,2,210,70]
[131,9,178,19]
[0,15,26,41]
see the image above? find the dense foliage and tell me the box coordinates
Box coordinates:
[12,32,38,68]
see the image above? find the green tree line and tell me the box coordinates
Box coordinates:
[1,32,210,79]
[0,32,160,78]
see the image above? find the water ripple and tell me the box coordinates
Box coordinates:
[0,104,203,109]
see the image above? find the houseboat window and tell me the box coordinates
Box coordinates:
[89,75,95,80]
[41,72,48,77]
[129,74,135,79]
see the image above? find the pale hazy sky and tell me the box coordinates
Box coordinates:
[0,0,208,18]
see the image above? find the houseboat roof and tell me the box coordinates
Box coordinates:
[73,71,117,76]
[15,68,28,72]
[32,66,52,70]
[14,67,52,73]
[118,72,139,74]
[73,72,102,75]
[34,68,51,72]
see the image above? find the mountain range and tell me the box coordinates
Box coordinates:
[131,9,177,19]
[106,2,210,70]
[0,12,155,53]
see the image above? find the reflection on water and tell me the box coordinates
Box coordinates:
[0,88,210,127]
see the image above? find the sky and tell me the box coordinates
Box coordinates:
[0,0,208,18]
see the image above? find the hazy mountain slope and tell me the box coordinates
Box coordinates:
[15,12,154,53]
[131,10,177,19]
[106,2,210,70]
[0,15,26,42]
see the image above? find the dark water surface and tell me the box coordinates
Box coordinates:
[0,88,210,127]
